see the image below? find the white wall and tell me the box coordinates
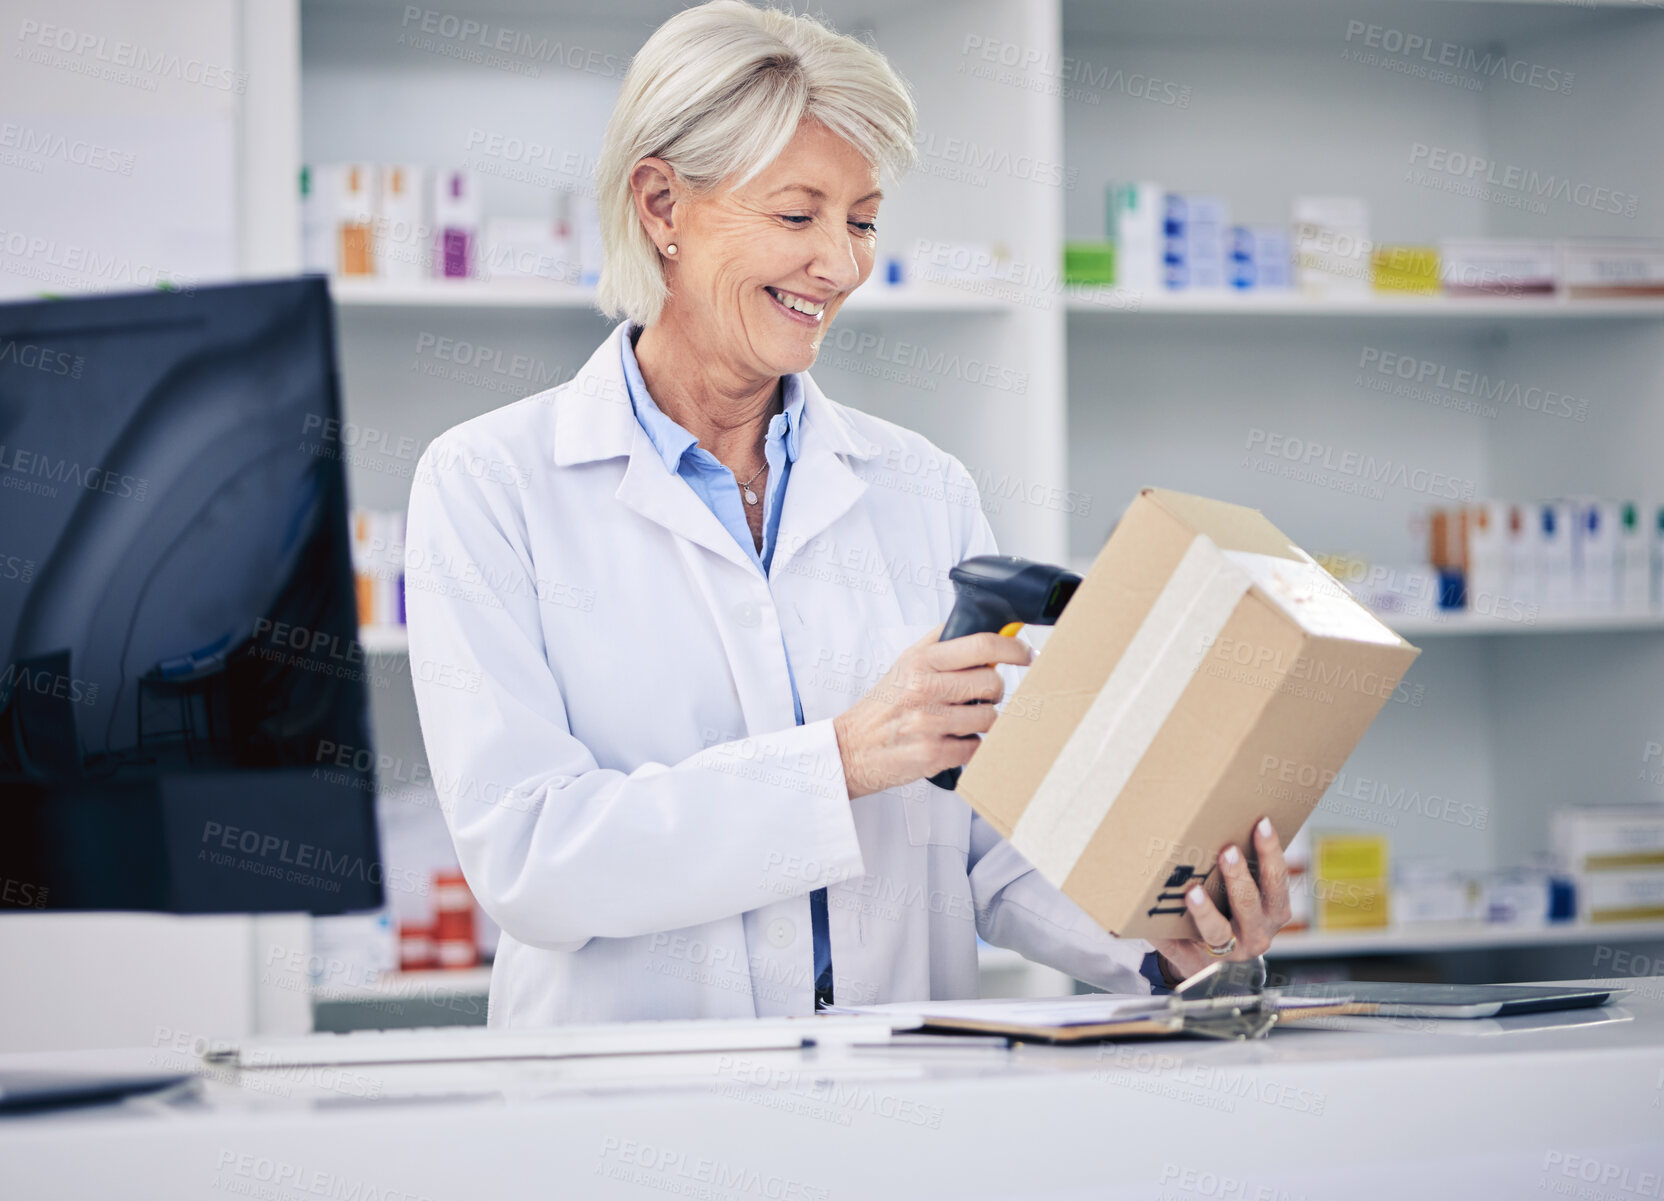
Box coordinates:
[0,0,240,298]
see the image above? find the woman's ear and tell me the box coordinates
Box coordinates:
[629,156,679,257]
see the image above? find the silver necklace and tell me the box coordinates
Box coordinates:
[739,460,767,506]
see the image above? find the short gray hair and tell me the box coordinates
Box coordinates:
[596,0,917,326]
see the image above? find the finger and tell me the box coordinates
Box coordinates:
[1252,817,1292,925]
[1185,886,1235,949]
[927,630,1033,672]
[928,666,1004,706]
[936,732,982,768]
[1218,844,1264,939]
[931,699,1000,737]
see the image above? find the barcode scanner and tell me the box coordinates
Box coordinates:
[928,555,1082,790]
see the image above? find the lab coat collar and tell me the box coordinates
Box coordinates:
[617,321,807,476]
[554,321,884,574]
[552,321,881,468]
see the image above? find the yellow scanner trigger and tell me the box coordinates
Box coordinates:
[998,621,1025,638]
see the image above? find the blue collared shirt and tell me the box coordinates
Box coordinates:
[620,325,804,578]
[620,325,833,1001]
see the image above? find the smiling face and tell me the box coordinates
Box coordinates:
[659,119,882,383]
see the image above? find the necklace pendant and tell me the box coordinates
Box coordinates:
[743,487,758,505]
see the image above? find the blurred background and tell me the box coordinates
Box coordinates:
[4,0,1664,1049]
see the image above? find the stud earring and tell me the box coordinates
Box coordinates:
[665,243,678,256]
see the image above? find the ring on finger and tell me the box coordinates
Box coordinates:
[1206,935,1237,957]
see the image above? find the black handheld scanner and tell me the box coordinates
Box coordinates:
[929,555,1082,790]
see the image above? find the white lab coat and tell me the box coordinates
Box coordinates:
[404,320,1153,1027]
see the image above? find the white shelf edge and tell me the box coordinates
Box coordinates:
[358,625,409,654]
[330,278,599,310]
[1381,610,1664,637]
[327,278,1014,315]
[1268,919,1664,959]
[1065,288,1664,320]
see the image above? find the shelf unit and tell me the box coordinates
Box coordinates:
[1268,919,1664,960]
[330,276,1017,313]
[364,609,1664,656]
[1065,289,1664,320]
[272,0,1664,995]
[1386,611,1664,637]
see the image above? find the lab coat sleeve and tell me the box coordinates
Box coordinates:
[403,437,865,951]
[945,455,1154,995]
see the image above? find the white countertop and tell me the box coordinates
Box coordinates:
[2,979,1661,1201]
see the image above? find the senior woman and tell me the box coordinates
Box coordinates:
[405,0,1290,1028]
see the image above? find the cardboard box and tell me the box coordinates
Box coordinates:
[959,488,1421,941]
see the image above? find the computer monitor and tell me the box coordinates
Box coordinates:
[0,277,384,914]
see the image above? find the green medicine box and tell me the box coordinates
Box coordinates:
[1064,242,1116,286]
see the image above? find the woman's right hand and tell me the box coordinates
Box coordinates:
[832,623,1033,799]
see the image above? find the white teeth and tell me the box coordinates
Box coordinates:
[769,287,825,318]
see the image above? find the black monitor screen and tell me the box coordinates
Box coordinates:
[0,277,383,914]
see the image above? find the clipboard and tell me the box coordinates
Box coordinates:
[904,997,1378,1043]
[828,992,1373,1043]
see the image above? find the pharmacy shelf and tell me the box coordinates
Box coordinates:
[1381,611,1664,638]
[1267,919,1664,960]
[1064,289,1664,321]
[330,278,598,310]
[312,965,492,1004]
[358,625,409,655]
[329,277,1017,315]
[363,613,1664,654]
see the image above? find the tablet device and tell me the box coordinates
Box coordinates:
[1283,981,1622,1019]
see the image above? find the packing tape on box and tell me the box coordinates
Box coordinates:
[1009,535,1251,886]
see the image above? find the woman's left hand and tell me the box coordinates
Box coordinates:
[1150,816,1292,986]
